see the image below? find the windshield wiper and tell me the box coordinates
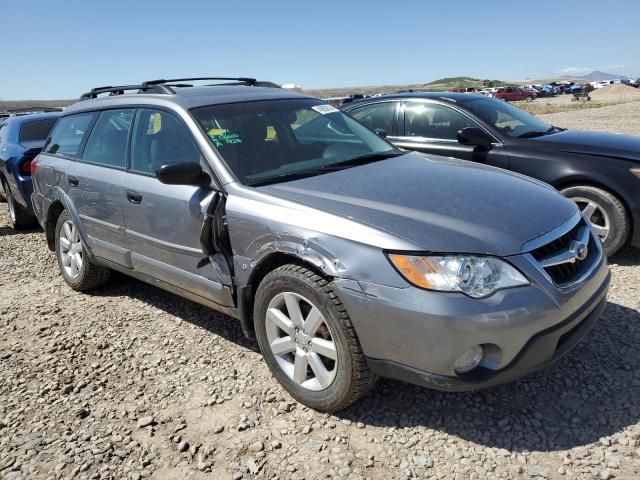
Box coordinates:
[319,150,404,171]
[248,150,404,187]
[518,127,558,139]
[248,169,329,187]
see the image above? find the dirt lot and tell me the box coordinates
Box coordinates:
[1,103,640,480]
[538,99,640,136]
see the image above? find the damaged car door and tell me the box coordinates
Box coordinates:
[122,108,234,307]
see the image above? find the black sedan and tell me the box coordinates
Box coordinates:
[341,93,640,255]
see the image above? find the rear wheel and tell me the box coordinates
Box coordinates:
[4,183,36,230]
[561,185,629,256]
[55,210,110,291]
[254,264,375,412]
[525,96,533,102]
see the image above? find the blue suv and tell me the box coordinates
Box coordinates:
[0,111,61,229]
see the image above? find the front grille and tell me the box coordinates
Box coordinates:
[530,217,599,287]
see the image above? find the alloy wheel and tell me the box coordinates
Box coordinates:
[265,292,338,391]
[59,220,83,279]
[573,197,610,241]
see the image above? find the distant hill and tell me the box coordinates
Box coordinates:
[578,70,629,81]
[0,99,75,111]
[304,76,506,99]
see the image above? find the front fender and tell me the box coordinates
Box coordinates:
[234,233,346,288]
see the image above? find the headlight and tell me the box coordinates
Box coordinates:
[387,254,529,298]
[631,168,640,179]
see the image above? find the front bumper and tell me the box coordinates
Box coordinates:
[334,246,610,391]
[367,293,607,392]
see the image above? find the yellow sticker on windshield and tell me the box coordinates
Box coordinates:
[208,128,228,136]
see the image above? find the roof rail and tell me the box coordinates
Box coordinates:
[79,83,173,101]
[79,77,278,101]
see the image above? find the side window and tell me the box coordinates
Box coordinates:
[404,102,477,140]
[130,109,201,175]
[0,124,7,144]
[348,102,396,134]
[82,109,134,168]
[44,113,95,158]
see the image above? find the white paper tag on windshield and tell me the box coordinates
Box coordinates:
[312,104,339,115]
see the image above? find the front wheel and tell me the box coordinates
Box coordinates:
[561,186,630,256]
[55,210,110,291]
[525,96,533,102]
[254,264,375,412]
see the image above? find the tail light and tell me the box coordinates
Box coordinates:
[30,154,40,176]
[19,159,33,175]
[18,151,40,176]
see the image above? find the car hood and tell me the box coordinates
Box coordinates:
[259,153,577,256]
[531,129,640,163]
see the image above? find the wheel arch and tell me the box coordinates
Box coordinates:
[553,178,634,246]
[238,252,332,339]
[45,200,65,251]
[553,178,632,218]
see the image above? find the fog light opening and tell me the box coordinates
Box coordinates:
[454,345,485,374]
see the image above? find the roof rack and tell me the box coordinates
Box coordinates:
[79,77,277,101]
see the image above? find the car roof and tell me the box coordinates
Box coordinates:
[344,91,487,108]
[64,85,314,114]
[3,111,62,125]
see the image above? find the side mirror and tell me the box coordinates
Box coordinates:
[374,128,387,138]
[156,162,207,186]
[457,127,493,149]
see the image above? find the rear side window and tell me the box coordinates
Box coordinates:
[130,109,200,175]
[19,119,58,143]
[82,109,134,168]
[44,113,95,158]
[348,102,396,134]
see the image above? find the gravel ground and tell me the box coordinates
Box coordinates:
[538,99,640,136]
[2,103,640,480]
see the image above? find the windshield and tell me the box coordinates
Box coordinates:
[191,99,397,186]
[463,97,554,138]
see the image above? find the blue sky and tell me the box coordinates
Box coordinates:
[1,0,638,99]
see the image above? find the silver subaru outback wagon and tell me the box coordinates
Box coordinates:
[31,77,610,411]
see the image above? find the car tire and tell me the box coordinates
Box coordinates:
[526,96,533,102]
[254,264,375,412]
[0,181,6,203]
[561,185,630,256]
[4,182,37,230]
[55,210,110,291]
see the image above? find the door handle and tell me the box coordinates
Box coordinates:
[68,176,79,187]
[126,190,142,204]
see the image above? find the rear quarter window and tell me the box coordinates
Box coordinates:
[19,118,58,143]
[44,113,96,158]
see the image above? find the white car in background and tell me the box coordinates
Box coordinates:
[478,87,497,97]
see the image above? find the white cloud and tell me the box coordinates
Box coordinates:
[556,66,592,74]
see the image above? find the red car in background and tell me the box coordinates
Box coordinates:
[494,87,535,102]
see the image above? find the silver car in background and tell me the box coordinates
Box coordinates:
[31,78,610,411]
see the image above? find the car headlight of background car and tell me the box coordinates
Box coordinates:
[631,167,640,180]
[388,254,529,298]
